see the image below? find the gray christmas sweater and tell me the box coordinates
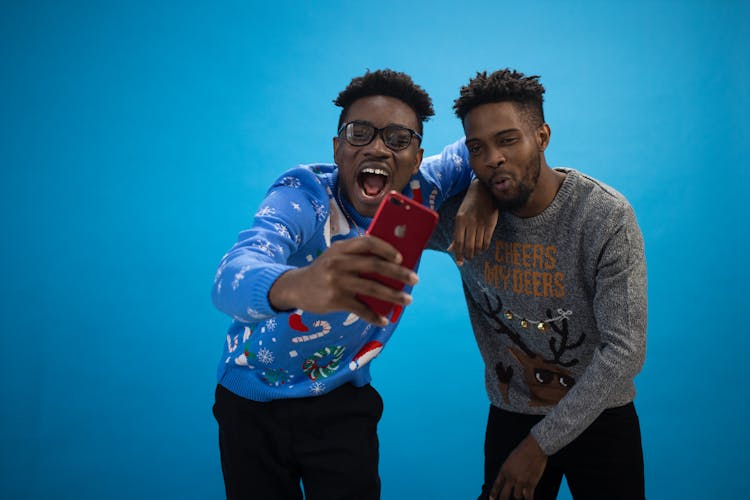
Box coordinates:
[428,169,647,455]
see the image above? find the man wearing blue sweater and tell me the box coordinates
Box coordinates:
[211,69,480,500]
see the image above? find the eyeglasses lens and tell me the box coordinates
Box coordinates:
[345,122,413,151]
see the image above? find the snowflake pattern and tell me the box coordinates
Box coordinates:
[250,239,276,257]
[310,381,326,395]
[360,323,373,337]
[451,152,464,169]
[290,201,301,212]
[257,347,275,364]
[256,206,276,217]
[310,199,327,222]
[232,264,252,290]
[214,265,223,284]
[265,318,277,331]
[279,176,301,188]
[273,223,291,239]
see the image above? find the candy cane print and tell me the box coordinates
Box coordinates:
[291,320,331,343]
[428,186,438,211]
[343,312,359,326]
[409,179,423,205]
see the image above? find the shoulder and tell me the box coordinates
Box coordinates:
[560,170,642,251]
[257,164,338,228]
[562,169,636,221]
[270,164,335,194]
[419,138,469,175]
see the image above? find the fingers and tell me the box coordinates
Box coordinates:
[489,473,504,500]
[290,238,418,322]
[480,209,498,253]
[361,257,418,287]
[340,235,404,264]
[449,232,465,266]
[481,221,494,252]
[327,238,418,285]
[335,296,389,327]
[491,483,527,500]
[452,214,494,265]
[463,226,479,261]
[335,272,414,309]
[526,485,535,500]
[489,473,534,500]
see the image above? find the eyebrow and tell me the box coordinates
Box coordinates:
[466,127,520,142]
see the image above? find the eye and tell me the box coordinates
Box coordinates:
[534,369,553,384]
[350,124,372,140]
[559,375,575,388]
[386,129,412,148]
[498,136,518,146]
[466,143,481,155]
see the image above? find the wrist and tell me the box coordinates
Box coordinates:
[268,268,300,312]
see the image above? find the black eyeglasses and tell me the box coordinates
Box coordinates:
[338,121,422,151]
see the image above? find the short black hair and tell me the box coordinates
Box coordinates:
[453,69,545,128]
[334,69,434,134]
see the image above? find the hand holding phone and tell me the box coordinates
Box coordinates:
[357,191,439,320]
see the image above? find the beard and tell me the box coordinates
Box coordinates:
[493,154,541,212]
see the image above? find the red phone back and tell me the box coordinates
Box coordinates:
[357,191,439,318]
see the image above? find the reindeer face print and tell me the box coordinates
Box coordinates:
[477,289,584,407]
[508,347,576,406]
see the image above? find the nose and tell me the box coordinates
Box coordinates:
[363,131,391,157]
[485,146,505,169]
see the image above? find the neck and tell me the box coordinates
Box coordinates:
[511,163,565,218]
[336,186,371,234]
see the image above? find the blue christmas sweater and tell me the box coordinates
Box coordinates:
[212,139,470,401]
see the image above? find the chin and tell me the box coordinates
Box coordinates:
[357,190,388,215]
[359,200,381,218]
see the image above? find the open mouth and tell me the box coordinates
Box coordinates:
[491,175,512,191]
[357,167,390,198]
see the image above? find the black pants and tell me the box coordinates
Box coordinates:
[213,383,383,500]
[479,403,645,500]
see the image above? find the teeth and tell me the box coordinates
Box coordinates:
[362,168,389,177]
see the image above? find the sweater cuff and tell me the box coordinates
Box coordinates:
[529,421,561,456]
[249,264,296,317]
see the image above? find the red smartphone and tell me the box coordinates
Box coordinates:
[357,191,439,319]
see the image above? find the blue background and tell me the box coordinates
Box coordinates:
[2,1,748,498]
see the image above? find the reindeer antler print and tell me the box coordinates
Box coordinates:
[478,291,535,358]
[543,309,584,368]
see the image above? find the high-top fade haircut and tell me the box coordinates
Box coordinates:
[453,69,546,129]
[333,69,434,134]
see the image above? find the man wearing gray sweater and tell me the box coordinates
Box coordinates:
[429,69,647,500]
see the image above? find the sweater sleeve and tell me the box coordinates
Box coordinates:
[417,138,472,210]
[211,167,329,323]
[530,204,648,454]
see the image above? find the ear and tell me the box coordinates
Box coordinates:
[333,136,340,164]
[411,147,423,175]
[536,123,551,151]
